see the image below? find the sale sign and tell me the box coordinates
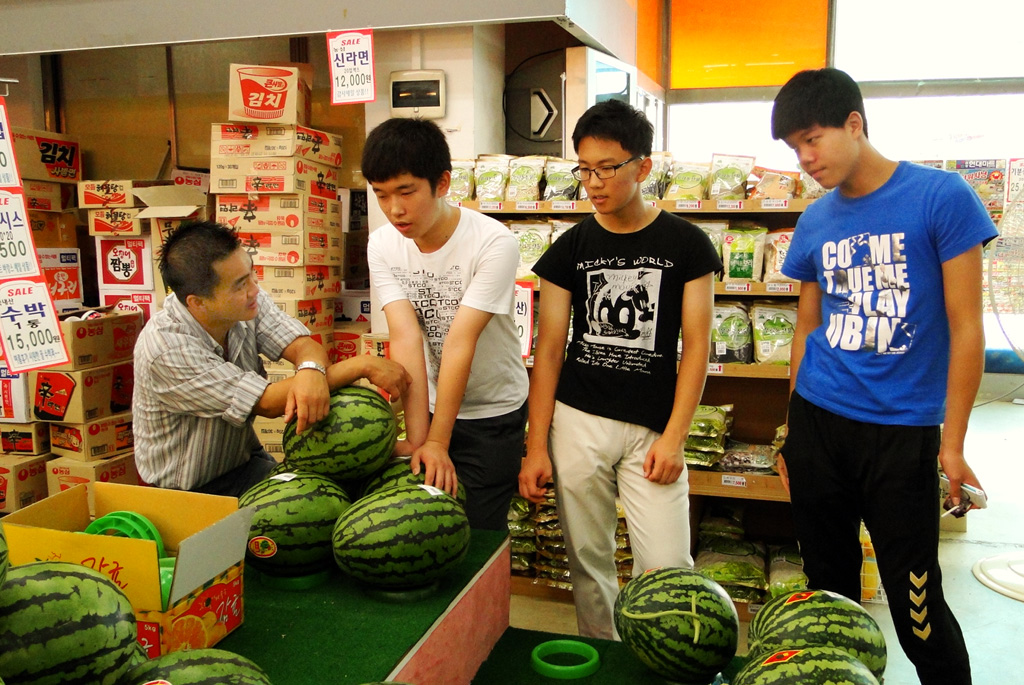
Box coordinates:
[0,188,39,280]
[327,29,376,105]
[0,278,69,372]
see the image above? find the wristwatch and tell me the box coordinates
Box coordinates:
[295,361,327,374]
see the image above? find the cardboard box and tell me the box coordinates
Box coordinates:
[86,186,210,237]
[335,288,371,323]
[12,127,81,183]
[38,247,83,307]
[330,321,370,363]
[0,421,51,454]
[210,123,343,167]
[45,452,141,513]
[24,179,76,212]
[29,209,78,248]
[254,264,341,299]
[87,206,144,235]
[49,411,133,460]
[271,297,334,336]
[237,229,332,266]
[0,452,49,513]
[2,483,254,657]
[29,362,133,423]
[210,157,340,201]
[227,62,311,126]
[0,364,31,423]
[50,309,142,371]
[215,192,342,234]
[99,289,161,324]
[77,180,172,209]
[252,415,289,459]
[95,234,155,290]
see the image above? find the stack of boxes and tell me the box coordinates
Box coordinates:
[78,180,210,325]
[211,63,346,458]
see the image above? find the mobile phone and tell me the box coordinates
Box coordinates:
[939,473,988,517]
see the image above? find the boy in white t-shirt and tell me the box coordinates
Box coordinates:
[363,118,529,530]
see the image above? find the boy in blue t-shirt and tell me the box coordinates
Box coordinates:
[772,68,996,685]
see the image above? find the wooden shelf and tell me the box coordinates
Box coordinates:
[715,282,800,297]
[707,363,790,379]
[688,469,790,502]
[511,574,574,603]
[453,198,812,215]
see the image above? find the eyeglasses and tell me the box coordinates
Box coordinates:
[571,156,644,181]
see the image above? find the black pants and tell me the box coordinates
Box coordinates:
[443,402,527,531]
[785,391,971,685]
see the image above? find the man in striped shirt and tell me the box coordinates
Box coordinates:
[133,221,410,496]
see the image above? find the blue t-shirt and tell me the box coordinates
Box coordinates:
[782,161,998,426]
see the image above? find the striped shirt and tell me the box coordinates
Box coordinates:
[132,288,307,490]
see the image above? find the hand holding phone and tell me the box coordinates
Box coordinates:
[940,473,988,518]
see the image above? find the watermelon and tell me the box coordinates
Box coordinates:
[0,523,7,588]
[239,471,352,576]
[733,645,880,685]
[119,648,271,685]
[361,458,468,505]
[613,567,739,683]
[0,561,138,685]
[283,385,397,481]
[332,483,471,588]
[746,589,886,679]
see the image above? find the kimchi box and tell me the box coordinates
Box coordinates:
[227,62,311,126]
[1,483,256,657]
[12,127,81,183]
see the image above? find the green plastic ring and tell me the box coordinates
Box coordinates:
[531,639,600,679]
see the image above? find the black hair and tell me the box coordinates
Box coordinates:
[361,117,452,192]
[771,68,868,140]
[571,99,654,158]
[159,220,241,300]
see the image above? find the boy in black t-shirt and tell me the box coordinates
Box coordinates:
[518,100,721,639]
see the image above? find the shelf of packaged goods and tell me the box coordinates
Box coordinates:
[715,282,801,297]
[706,363,790,379]
[452,198,812,215]
[688,469,790,502]
[511,574,574,603]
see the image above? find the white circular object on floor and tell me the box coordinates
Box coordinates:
[972,551,1024,602]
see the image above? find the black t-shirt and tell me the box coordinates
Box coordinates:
[533,211,722,432]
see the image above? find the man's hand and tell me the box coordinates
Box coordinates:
[364,357,413,399]
[411,440,459,498]
[643,436,685,484]
[519,450,553,503]
[285,368,331,434]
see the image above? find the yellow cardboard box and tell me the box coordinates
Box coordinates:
[1,483,254,658]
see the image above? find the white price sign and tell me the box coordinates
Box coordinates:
[0,189,38,280]
[0,277,68,372]
[1006,158,1024,206]
[514,280,535,359]
[327,29,376,105]
[0,100,21,189]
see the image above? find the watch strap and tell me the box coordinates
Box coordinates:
[295,361,327,374]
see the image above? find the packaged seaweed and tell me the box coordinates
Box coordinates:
[751,300,798,365]
[708,153,755,200]
[710,301,752,364]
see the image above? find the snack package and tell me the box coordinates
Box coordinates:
[542,159,579,201]
[549,218,575,246]
[506,156,546,202]
[799,169,828,199]
[748,166,800,200]
[642,151,673,200]
[689,404,730,438]
[767,545,809,598]
[694,537,768,590]
[718,439,777,473]
[699,500,745,538]
[710,301,753,364]
[689,218,728,262]
[722,225,768,282]
[663,162,710,201]
[751,300,798,365]
[763,229,797,283]
[685,449,725,469]
[708,153,756,200]
[509,220,552,282]
[449,159,477,202]
[474,159,510,202]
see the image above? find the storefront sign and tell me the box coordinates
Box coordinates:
[327,29,376,105]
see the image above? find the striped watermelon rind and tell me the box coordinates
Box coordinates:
[614,567,739,683]
[283,385,397,481]
[0,561,139,685]
[119,647,272,685]
[0,522,7,588]
[332,483,471,588]
[733,645,880,684]
[360,458,468,505]
[239,472,352,576]
[746,589,887,679]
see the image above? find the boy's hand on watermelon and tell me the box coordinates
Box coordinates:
[518,450,552,503]
[412,440,459,498]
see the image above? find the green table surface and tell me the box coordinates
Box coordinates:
[219,529,508,685]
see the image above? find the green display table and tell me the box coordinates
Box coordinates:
[220,529,510,684]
